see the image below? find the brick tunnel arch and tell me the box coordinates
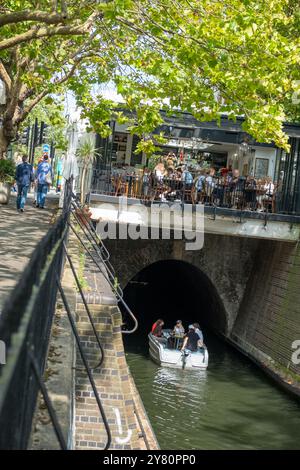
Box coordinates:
[121,259,228,335]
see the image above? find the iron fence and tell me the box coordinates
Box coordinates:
[0,198,68,449]
[0,178,139,449]
[90,168,300,216]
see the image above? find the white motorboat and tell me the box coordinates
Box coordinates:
[148,329,209,370]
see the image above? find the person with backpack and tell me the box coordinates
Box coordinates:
[36,154,53,209]
[181,166,194,190]
[195,169,206,203]
[15,154,34,212]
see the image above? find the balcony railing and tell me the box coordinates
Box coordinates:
[90,169,300,217]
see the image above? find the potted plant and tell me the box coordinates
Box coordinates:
[0,159,15,204]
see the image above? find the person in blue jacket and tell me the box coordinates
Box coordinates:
[36,154,53,208]
[15,154,34,212]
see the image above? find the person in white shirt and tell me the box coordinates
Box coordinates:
[167,320,185,349]
[264,178,275,196]
[173,320,185,336]
[193,323,204,346]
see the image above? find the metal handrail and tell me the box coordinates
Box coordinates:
[68,221,123,302]
[71,193,111,262]
[68,220,138,334]
[70,207,121,297]
[71,197,120,292]
[56,277,112,450]
[63,243,105,370]
[71,200,110,262]
[28,350,67,450]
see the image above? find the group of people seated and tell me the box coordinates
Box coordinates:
[150,164,278,212]
[151,319,204,352]
[102,155,280,213]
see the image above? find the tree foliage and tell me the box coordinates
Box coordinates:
[23,99,68,150]
[1,0,300,157]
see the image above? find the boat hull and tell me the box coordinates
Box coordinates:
[148,333,208,370]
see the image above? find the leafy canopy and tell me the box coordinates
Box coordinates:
[1,0,300,153]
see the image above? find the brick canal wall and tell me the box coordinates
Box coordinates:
[30,240,159,450]
[231,240,300,395]
[74,258,159,450]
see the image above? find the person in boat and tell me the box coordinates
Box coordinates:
[193,323,204,345]
[168,320,185,349]
[193,322,205,354]
[181,325,201,352]
[151,319,164,337]
[152,319,167,345]
[173,320,185,336]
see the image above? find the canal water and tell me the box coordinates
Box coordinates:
[124,331,300,450]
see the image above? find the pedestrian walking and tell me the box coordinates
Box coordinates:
[36,154,52,209]
[15,154,34,213]
[33,157,43,206]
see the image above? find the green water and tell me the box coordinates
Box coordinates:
[125,334,300,450]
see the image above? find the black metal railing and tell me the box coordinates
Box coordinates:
[90,168,300,216]
[0,198,69,449]
[0,177,140,449]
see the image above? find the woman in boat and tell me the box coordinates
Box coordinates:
[152,319,167,345]
[181,325,201,352]
[168,320,185,349]
[173,320,185,336]
[152,319,164,337]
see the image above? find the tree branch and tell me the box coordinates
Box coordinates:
[0,11,100,51]
[19,90,49,122]
[0,11,68,28]
[18,60,81,124]
[0,61,12,91]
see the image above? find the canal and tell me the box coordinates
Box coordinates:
[121,260,300,450]
[124,331,300,450]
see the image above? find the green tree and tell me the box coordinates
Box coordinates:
[22,99,68,151]
[76,136,98,205]
[1,1,300,158]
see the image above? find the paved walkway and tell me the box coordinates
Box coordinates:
[0,191,59,313]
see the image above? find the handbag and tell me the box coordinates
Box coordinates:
[45,171,52,185]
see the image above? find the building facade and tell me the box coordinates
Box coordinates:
[94,112,284,180]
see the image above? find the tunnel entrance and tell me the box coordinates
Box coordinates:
[121,260,227,337]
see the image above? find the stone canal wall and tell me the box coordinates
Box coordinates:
[231,240,300,396]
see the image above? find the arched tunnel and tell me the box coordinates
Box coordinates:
[120,260,228,339]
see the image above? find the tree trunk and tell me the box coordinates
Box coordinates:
[0,128,9,159]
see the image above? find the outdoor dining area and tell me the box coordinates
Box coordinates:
[92,160,279,214]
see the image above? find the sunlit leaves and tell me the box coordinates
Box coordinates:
[2,0,300,152]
